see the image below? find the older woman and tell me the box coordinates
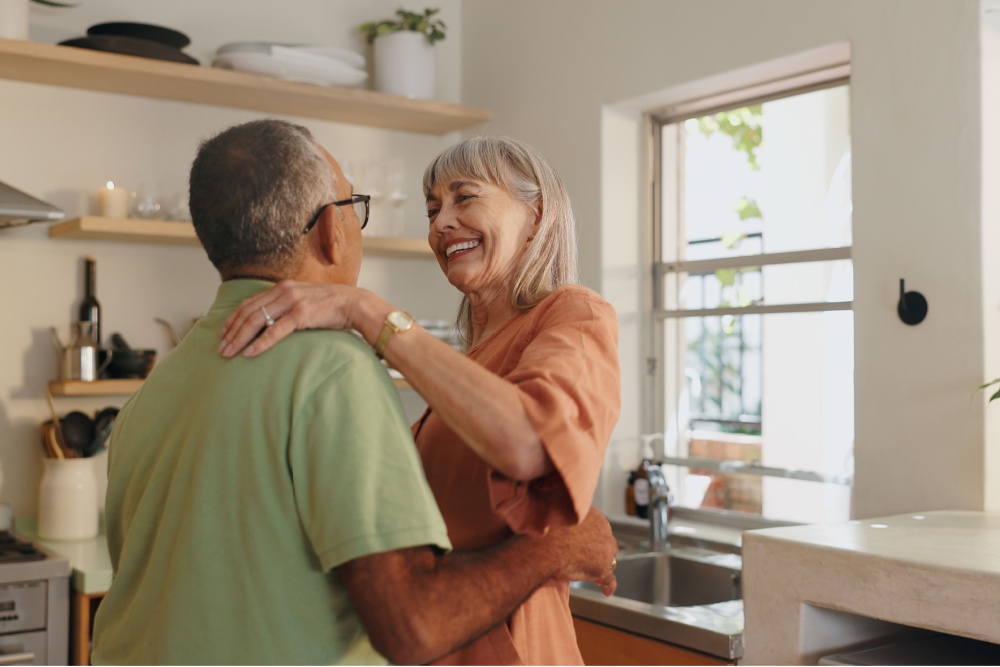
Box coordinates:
[220,136,621,665]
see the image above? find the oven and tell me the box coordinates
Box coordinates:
[0,531,70,666]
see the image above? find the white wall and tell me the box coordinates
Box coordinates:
[0,0,467,518]
[3,0,990,524]
[462,0,987,519]
[982,1,1000,511]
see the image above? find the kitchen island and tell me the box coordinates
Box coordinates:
[742,510,1000,664]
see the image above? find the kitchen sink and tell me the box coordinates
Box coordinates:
[573,549,742,607]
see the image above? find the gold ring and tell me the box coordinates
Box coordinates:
[611,557,617,570]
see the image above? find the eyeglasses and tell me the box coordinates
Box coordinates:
[303,194,371,235]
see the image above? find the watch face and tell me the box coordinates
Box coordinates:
[388,310,413,330]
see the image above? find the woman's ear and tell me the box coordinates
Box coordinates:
[526,198,542,242]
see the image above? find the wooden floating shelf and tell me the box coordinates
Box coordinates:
[49,216,199,246]
[0,38,491,135]
[49,217,435,259]
[48,378,143,396]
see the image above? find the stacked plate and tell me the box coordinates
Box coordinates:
[212,42,367,87]
[59,22,198,65]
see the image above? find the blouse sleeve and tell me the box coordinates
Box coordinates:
[488,288,621,535]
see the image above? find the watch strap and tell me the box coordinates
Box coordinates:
[374,310,414,357]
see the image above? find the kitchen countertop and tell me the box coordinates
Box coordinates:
[15,516,112,596]
[741,510,1000,665]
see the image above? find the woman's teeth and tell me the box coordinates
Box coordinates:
[446,240,481,257]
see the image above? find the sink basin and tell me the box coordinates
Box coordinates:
[574,550,742,607]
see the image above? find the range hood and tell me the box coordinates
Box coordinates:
[0,180,65,228]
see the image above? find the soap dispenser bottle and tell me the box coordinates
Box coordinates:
[633,441,654,519]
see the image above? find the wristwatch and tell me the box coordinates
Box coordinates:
[374,309,415,357]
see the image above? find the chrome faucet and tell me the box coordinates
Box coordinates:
[645,463,673,551]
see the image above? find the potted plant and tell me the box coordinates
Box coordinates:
[1,0,74,40]
[358,8,446,100]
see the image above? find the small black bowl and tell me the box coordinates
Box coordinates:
[86,21,191,49]
[107,349,157,379]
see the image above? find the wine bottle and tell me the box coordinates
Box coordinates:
[78,256,101,346]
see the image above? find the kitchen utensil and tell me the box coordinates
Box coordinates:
[110,332,132,351]
[42,387,66,460]
[51,322,113,382]
[89,407,119,456]
[59,35,199,65]
[86,21,191,49]
[40,421,59,458]
[107,349,156,379]
[60,411,95,456]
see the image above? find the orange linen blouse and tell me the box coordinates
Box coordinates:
[413,285,621,665]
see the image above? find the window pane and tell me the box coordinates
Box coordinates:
[655,79,853,524]
[674,85,851,261]
[661,309,854,522]
[663,257,853,311]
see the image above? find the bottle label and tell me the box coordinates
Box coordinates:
[634,478,650,506]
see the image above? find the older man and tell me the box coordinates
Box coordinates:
[90,119,616,666]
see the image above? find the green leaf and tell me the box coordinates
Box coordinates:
[720,231,745,249]
[735,197,762,221]
[360,7,447,44]
[715,268,736,288]
[736,285,753,307]
[978,378,1000,392]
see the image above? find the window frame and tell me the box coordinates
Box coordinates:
[647,61,855,509]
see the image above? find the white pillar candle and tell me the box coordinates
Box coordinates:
[98,181,129,219]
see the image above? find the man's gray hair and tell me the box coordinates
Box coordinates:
[189,119,336,277]
[422,136,579,349]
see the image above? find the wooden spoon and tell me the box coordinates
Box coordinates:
[43,386,66,460]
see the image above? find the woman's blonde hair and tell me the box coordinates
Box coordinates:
[423,136,579,349]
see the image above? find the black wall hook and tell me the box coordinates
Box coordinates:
[897,278,928,325]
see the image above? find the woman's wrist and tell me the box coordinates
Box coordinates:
[352,289,396,348]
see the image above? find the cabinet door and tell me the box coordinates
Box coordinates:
[573,617,729,666]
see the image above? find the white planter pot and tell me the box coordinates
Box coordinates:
[0,0,29,40]
[374,31,436,100]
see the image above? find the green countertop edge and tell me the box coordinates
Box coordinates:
[15,515,113,595]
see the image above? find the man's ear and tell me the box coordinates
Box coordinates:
[317,207,345,266]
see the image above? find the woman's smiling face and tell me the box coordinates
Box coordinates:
[426,177,538,302]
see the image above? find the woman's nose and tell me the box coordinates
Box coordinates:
[431,205,459,232]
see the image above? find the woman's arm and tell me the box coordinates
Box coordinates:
[220,281,551,481]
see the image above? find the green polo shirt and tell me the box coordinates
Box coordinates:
[92,280,450,666]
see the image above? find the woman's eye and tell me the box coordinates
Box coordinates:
[426,208,439,219]
[455,193,475,203]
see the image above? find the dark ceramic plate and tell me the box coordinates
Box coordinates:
[58,35,199,65]
[87,21,191,49]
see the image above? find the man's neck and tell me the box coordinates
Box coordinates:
[223,272,283,282]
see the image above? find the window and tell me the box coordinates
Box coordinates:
[651,63,853,524]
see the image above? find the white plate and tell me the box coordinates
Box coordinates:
[216,41,365,69]
[212,52,367,87]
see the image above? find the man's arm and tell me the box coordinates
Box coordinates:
[336,508,618,666]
